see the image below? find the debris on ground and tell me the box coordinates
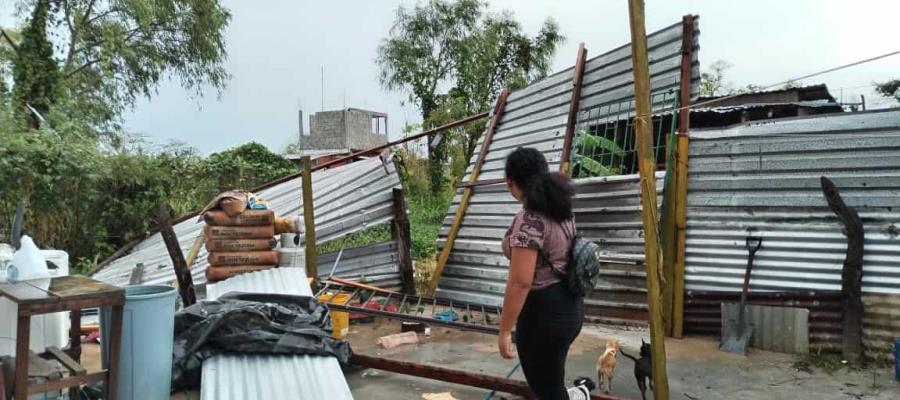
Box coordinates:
[377,331,420,349]
[421,392,459,400]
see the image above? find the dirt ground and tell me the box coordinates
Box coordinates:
[344,319,899,400]
[79,318,898,400]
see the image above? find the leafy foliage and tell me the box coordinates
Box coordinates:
[11,0,58,127]
[0,128,295,274]
[699,60,732,97]
[377,0,563,193]
[875,79,900,103]
[4,0,231,134]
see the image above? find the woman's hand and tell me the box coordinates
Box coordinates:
[499,330,516,359]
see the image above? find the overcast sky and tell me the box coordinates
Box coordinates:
[7,1,900,153]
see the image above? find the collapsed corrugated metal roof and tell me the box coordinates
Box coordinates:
[435,18,700,306]
[684,109,900,293]
[203,267,353,400]
[91,156,402,287]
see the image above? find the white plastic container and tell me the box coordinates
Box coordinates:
[0,249,70,356]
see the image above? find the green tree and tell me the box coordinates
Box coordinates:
[3,0,231,136]
[376,0,563,193]
[206,142,298,191]
[875,79,900,103]
[699,60,732,97]
[10,0,58,128]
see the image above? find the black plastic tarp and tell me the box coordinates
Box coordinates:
[172,292,351,391]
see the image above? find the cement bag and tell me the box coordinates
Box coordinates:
[274,216,305,234]
[204,210,274,226]
[208,251,278,266]
[8,236,50,282]
[206,238,277,252]
[205,225,275,239]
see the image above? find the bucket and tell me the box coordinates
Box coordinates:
[317,293,350,339]
[101,285,178,400]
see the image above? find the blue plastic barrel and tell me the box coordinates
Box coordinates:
[895,338,899,381]
[101,285,178,400]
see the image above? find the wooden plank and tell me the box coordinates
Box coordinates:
[21,296,123,316]
[14,315,30,400]
[428,89,510,296]
[351,354,625,400]
[106,305,124,400]
[185,231,207,267]
[821,176,864,362]
[560,42,588,175]
[663,15,694,338]
[157,203,196,306]
[302,156,319,288]
[42,276,122,300]
[68,307,82,362]
[27,371,106,395]
[628,1,670,399]
[0,282,55,305]
[392,188,415,295]
[46,346,86,376]
[672,14,695,339]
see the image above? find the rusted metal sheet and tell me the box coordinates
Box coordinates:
[862,293,900,363]
[436,19,700,307]
[684,291,841,351]
[92,157,402,287]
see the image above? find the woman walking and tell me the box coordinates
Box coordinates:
[498,147,589,399]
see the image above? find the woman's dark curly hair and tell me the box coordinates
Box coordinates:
[504,147,574,222]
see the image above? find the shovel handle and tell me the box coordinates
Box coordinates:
[739,237,763,306]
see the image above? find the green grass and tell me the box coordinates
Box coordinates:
[406,188,454,260]
[317,224,392,254]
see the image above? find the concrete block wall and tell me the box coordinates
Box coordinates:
[299,109,387,150]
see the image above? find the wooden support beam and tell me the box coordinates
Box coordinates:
[301,156,318,288]
[392,188,415,295]
[185,230,207,267]
[628,1,670,398]
[157,203,196,306]
[560,43,588,175]
[46,346,86,376]
[821,176,864,362]
[672,14,695,339]
[427,89,510,297]
[351,354,626,400]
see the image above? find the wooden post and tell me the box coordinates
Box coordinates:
[672,14,695,339]
[628,0,670,398]
[350,354,626,400]
[185,231,207,267]
[392,188,415,295]
[660,153,677,336]
[821,176,864,362]
[157,203,196,306]
[105,304,124,400]
[427,89,510,296]
[560,43,588,175]
[14,315,30,400]
[301,156,319,287]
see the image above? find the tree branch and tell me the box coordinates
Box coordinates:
[1,29,19,53]
[65,58,99,80]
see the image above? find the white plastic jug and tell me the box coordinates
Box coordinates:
[8,235,50,282]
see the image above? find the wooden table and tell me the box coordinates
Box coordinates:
[0,275,124,400]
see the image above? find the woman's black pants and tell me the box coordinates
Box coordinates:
[515,282,584,400]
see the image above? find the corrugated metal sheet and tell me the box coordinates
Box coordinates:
[862,293,900,363]
[721,303,810,354]
[317,241,401,291]
[683,109,900,359]
[684,291,841,351]
[684,110,900,294]
[436,19,700,306]
[203,267,353,400]
[91,156,402,287]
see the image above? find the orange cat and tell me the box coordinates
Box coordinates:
[596,340,620,393]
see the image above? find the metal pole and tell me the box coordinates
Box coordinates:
[627,0,670,398]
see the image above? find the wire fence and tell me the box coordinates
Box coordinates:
[570,90,680,178]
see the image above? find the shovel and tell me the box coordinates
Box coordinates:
[720,236,763,355]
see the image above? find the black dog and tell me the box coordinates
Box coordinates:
[621,339,653,400]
